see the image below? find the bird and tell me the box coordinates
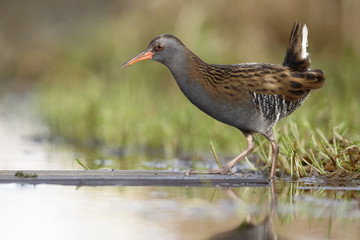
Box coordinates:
[121,22,325,179]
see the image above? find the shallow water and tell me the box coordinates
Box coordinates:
[0,182,359,240]
[0,96,359,240]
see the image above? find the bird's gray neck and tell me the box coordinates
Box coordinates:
[163,49,215,115]
[165,48,206,90]
[163,48,189,80]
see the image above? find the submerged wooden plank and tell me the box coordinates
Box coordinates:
[0,170,269,187]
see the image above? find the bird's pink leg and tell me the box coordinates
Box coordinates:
[262,128,279,179]
[186,133,255,175]
[220,134,255,174]
[269,140,279,179]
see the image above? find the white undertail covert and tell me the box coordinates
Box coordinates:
[301,24,309,60]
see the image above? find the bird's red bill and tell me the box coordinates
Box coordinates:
[121,51,153,69]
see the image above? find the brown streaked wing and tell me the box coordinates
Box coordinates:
[218,64,325,102]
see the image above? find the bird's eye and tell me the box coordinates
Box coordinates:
[155,44,163,51]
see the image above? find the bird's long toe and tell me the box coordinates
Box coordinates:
[220,165,235,175]
[185,169,223,175]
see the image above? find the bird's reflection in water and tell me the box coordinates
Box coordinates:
[209,182,280,240]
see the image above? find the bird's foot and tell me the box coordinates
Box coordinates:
[220,165,235,175]
[184,168,234,175]
[185,169,222,175]
[268,175,277,183]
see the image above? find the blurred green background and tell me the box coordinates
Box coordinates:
[0,0,359,162]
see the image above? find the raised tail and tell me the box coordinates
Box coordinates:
[283,22,325,95]
[283,22,311,71]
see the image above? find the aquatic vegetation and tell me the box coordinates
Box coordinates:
[14,171,38,178]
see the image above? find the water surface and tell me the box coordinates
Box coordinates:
[1,182,359,240]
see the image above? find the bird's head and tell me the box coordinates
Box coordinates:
[121,34,186,69]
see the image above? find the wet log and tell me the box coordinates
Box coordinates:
[0,170,269,187]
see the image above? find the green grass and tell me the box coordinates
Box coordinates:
[277,126,359,179]
[35,18,360,178]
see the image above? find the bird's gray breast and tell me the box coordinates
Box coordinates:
[171,71,273,134]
